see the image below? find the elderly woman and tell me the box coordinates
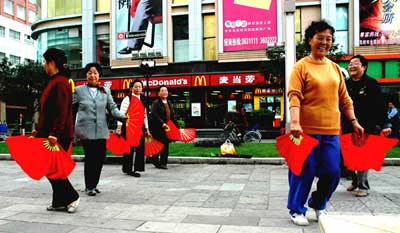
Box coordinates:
[287,20,363,226]
[36,48,79,213]
[73,63,125,196]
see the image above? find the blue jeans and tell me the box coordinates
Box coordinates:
[287,135,341,215]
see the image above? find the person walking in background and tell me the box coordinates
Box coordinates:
[116,79,150,177]
[73,63,125,196]
[35,48,79,213]
[343,55,392,197]
[387,101,399,138]
[17,113,26,135]
[287,20,363,226]
[149,85,175,169]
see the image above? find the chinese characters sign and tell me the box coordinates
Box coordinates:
[359,0,400,45]
[222,0,277,51]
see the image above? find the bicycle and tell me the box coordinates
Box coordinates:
[242,127,262,143]
[218,121,241,143]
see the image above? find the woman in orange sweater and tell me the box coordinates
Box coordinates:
[287,20,364,226]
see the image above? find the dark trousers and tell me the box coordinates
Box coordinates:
[81,139,106,189]
[48,138,79,207]
[350,170,370,191]
[153,142,169,166]
[122,135,145,172]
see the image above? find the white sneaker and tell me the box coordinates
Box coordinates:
[314,209,327,220]
[290,213,309,226]
[67,198,80,213]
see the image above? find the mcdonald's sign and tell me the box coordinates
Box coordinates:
[254,88,262,95]
[122,79,133,89]
[242,93,252,100]
[192,75,208,87]
[68,79,75,93]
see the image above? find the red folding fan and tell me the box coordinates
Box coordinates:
[106,133,130,155]
[144,135,164,156]
[6,136,75,180]
[340,133,398,172]
[276,133,319,176]
[126,96,145,147]
[165,120,196,142]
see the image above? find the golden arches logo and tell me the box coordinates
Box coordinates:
[254,88,262,94]
[242,94,252,100]
[68,79,75,93]
[194,75,207,86]
[122,79,132,89]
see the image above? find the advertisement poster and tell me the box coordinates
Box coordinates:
[227,100,237,113]
[113,0,164,59]
[191,103,201,117]
[222,0,277,51]
[359,0,400,45]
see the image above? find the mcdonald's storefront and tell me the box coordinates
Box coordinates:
[74,72,284,131]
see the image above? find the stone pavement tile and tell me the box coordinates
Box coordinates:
[234,204,268,210]
[68,227,145,233]
[183,215,259,226]
[0,220,9,226]
[243,182,268,192]
[164,206,231,216]
[0,221,75,233]
[0,210,18,219]
[219,183,245,191]
[146,195,182,205]
[6,213,144,231]
[105,204,170,214]
[238,193,268,205]
[259,217,317,228]
[2,204,47,214]
[228,174,250,180]
[194,185,220,191]
[217,225,303,233]
[179,192,212,202]
[136,222,220,233]
[115,212,186,222]
[173,201,204,207]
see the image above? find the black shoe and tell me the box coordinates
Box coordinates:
[158,165,168,170]
[118,47,133,54]
[85,188,96,196]
[151,157,159,168]
[47,205,67,211]
[127,171,141,177]
[94,188,101,194]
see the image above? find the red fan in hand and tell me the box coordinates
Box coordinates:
[144,135,164,156]
[276,133,319,176]
[6,136,75,180]
[340,133,398,172]
[126,96,145,147]
[165,120,196,142]
[106,133,130,155]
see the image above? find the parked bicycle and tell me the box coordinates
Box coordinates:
[219,121,262,143]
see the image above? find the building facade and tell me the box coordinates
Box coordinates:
[0,0,37,122]
[30,0,400,135]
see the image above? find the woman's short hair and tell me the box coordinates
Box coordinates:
[43,48,69,76]
[304,20,335,47]
[129,79,143,88]
[84,63,102,76]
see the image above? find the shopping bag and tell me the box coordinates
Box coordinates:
[220,139,236,155]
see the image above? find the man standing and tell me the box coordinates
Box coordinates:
[344,55,392,197]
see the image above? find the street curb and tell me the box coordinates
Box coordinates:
[1,153,400,166]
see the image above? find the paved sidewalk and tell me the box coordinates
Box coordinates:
[0,161,399,233]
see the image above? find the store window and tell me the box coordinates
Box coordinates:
[29,10,36,23]
[172,0,188,4]
[47,0,81,17]
[203,14,216,60]
[295,8,302,43]
[0,26,5,37]
[9,29,20,41]
[336,4,348,53]
[24,34,33,45]
[17,5,26,20]
[10,55,20,65]
[173,15,189,62]
[97,0,110,12]
[4,0,14,15]
[96,24,110,66]
[41,28,82,68]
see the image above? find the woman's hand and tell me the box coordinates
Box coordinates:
[145,128,152,137]
[381,128,392,137]
[352,120,364,137]
[115,126,122,135]
[48,135,58,146]
[29,130,37,138]
[290,121,303,138]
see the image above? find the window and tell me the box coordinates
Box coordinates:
[47,0,81,17]
[0,26,5,37]
[96,24,110,66]
[9,29,21,41]
[173,15,189,62]
[10,55,20,65]
[29,10,36,23]
[336,5,348,53]
[97,0,110,12]
[24,58,33,64]
[17,5,26,20]
[29,0,37,4]
[203,14,216,60]
[24,34,33,45]
[4,0,14,15]
[173,0,188,4]
[0,52,5,61]
[295,8,302,43]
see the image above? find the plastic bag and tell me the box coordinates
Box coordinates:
[220,139,236,155]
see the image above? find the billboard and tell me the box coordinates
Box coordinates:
[113,0,164,59]
[222,0,278,51]
[359,0,400,45]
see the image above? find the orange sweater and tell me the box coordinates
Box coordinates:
[288,57,353,135]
